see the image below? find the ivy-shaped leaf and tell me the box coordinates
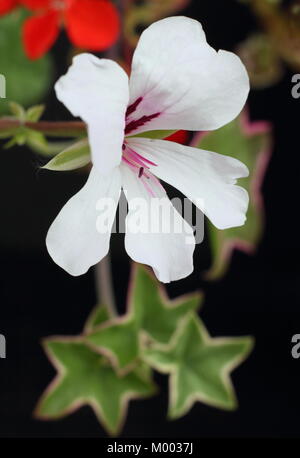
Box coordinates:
[143,313,254,419]
[85,265,203,373]
[35,338,156,436]
[192,111,272,280]
[0,10,53,115]
[84,304,112,334]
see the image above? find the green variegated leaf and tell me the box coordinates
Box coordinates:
[36,304,156,436]
[143,313,254,419]
[0,10,53,115]
[43,138,91,170]
[35,338,156,436]
[86,265,203,373]
[193,111,272,280]
[84,304,112,334]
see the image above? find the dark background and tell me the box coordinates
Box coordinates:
[0,0,300,438]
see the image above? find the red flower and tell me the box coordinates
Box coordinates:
[0,0,18,15]
[0,0,120,59]
[165,130,189,145]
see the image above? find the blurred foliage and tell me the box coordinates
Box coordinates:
[0,9,53,115]
[36,266,253,435]
[0,102,71,154]
[238,0,300,87]
[193,112,272,280]
[237,33,284,89]
[124,0,190,48]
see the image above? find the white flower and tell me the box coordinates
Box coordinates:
[46,16,250,283]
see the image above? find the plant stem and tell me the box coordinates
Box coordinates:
[94,256,117,317]
[0,119,86,137]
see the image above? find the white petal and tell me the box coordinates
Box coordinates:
[121,164,195,283]
[127,17,249,135]
[55,53,129,175]
[127,138,249,230]
[46,167,121,276]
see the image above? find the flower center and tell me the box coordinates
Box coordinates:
[121,97,162,194]
[122,143,161,196]
[122,143,156,176]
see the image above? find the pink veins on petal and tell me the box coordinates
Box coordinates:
[125,97,161,135]
[126,97,143,118]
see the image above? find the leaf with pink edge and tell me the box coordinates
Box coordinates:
[192,111,272,280]
[143,313,254,419]
[35,337,156,436]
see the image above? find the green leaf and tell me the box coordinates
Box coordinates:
[86,265,203,373]
[26,104,45,122]
[26,129,72,157]
[42,138,91,170]
[35,338,156,436]
[9,101,25,121]
[0,10,53,115]
[237,33,283,89]
[3,127,26,148]
[194,111,272,280]
[129,130,176,140]
[84,304,112,334]
[143,313,254,419]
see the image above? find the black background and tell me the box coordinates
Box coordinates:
[0,0,300,438]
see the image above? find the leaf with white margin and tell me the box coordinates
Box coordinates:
[35,338,156,436]
[35,303,156,436]
[43,138,91,171]
[143,313,254,419]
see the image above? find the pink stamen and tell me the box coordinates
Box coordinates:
[140,177,156,197]
[127,147,157,166]
[123,150,149,168]
[122,156,137,171]
[121,142,160,197]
